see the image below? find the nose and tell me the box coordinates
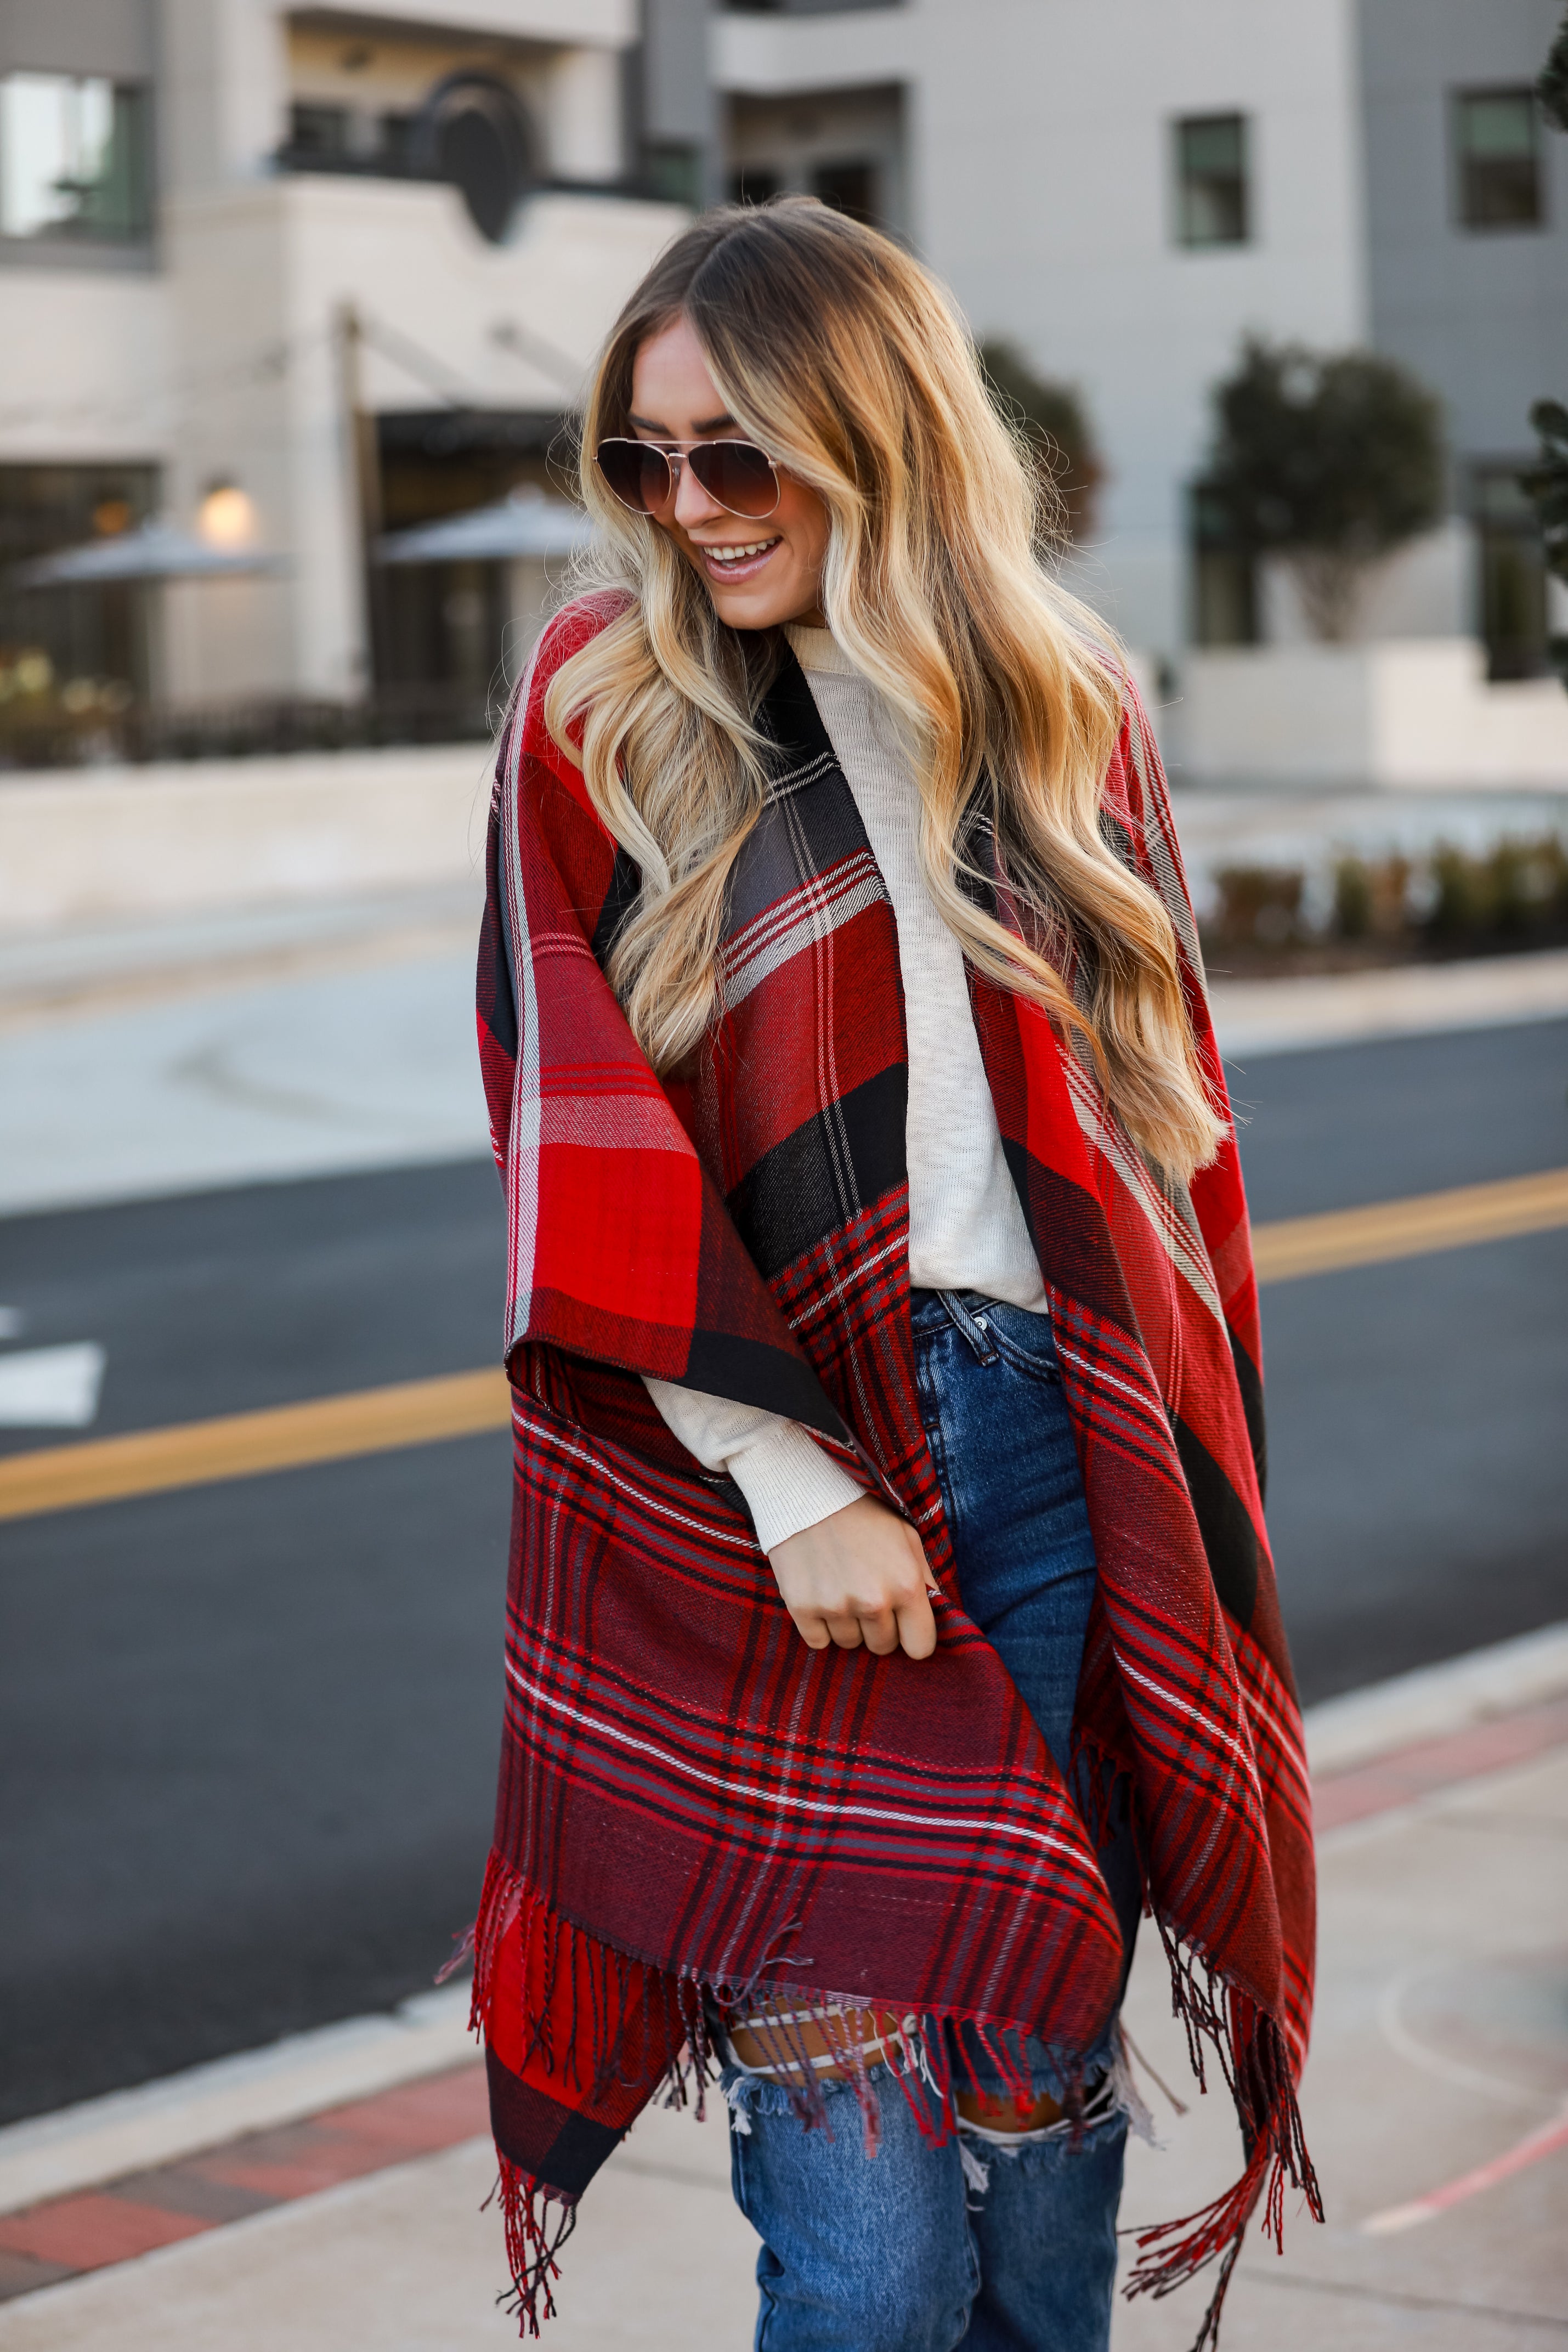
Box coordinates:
[671,453,725,531]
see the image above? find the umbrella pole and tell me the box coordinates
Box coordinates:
[336,302,388,707]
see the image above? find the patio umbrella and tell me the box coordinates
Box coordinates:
[12,519,285,587]
[376,487,592,565]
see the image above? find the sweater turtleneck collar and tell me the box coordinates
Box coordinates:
[784,621,856,679]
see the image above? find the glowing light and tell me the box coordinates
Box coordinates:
[197,481,256,549]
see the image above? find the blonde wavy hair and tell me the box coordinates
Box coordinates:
[544,197,1223,1183]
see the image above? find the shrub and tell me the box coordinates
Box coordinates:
[978,341,1103,545]
[1204,339,1445,640]
[1209,865,1306,947]
[1333,856,1373,938]
[1424,838,1568,937]
[1333,854,1409,938]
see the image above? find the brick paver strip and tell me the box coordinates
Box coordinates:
[0,2248,75,2298]
[0,2061,489,2303]
[0,2190,208,2271]
[1,1695,1564,2305]
[1311,1693,1568,1831]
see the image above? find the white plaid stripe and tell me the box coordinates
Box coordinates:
[719,849,886,1013]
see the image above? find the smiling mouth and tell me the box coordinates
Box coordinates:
[698,536,783,579]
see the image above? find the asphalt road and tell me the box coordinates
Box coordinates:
[2,1019,1565,2125]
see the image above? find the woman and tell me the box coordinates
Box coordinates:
[469,197,1317,2350]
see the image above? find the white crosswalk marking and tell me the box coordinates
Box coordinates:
[0,1342,106,1428]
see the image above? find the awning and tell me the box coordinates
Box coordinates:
[376,487,592,565]
[12,520,285,586]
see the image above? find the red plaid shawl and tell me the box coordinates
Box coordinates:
[470,596,1318,2342]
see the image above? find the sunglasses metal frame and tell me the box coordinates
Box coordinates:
[594,436,783,521]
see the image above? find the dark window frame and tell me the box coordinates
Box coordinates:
[1470,459,1552,679]
[1188,478,1259,647]
[0,461,161,734]
[1451,86,1544,233]
[0,70,155,261]
[1173,111,1250,250]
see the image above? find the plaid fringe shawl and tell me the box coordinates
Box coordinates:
[469,597,1320,2343]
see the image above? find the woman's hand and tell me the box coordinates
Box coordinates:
[768,1495,937,1660]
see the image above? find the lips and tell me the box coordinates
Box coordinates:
[697,536,783,583]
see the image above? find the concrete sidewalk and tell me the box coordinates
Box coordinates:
[3,880,1567,1215]
[2,1638,1564,2349]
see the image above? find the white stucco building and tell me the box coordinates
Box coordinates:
[3,0,1564,759]
[0,0,684,725]
[711,0,1568,685]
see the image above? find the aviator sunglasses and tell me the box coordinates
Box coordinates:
[595,436,783,522]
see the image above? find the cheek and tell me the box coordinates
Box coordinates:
[782,488,829,572]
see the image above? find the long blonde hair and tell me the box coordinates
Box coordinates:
[545,198,1222,1183]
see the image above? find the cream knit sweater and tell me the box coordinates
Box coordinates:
[645,625,1045,1551]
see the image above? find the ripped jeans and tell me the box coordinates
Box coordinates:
[720,1290,1142,2352]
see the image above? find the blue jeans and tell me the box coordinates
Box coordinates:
[724,1290,1138,2351]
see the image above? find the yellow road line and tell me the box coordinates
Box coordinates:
[2,1166,1564,1526]
[1250,1164,1568,1284]
[0,1368,511,1524]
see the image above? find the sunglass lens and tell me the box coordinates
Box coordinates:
[596,439,672,514]
[689,442,779,519]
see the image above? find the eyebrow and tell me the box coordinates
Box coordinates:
[627,410,738,437]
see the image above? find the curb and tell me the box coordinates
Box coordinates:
[3,1622,1564,2227]
[1208,945,1568,1059]
[0,1987,473,2221]
[1303,1620,1568,1776]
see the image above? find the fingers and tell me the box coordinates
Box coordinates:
[894,1584,938,1660]
[858,1607,901,1656]
[789,1607,902,1655]
[771,1500,940,1662]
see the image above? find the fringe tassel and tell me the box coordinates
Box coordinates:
[488,2160,576,2339]
[456,1850,1321,2350]
[1123,1921,1323,2349]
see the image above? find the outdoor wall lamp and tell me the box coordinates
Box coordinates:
[197,479,256,549]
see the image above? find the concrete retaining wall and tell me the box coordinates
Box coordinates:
[1181,638,1568,788]
[0,745,495,932]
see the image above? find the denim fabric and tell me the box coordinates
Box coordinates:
[911,1287,1097,1783]
[727,2064,1127,2352]
[723,1290,1137,2350]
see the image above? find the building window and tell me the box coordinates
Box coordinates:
[1190,481,1258,646]
[287,101,352,163]
[1453,89,1542,230]
[726,85,905,240]
[644,143,703,208]
[729,165,781,207]
[0,74,151,245]
[812,159,878,224]
[0,464,160,746]
[280,76,537,244]
[1174,114,1249,248]
[1473,464,1549,678]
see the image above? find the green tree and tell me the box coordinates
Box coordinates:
[1538,8,1568,129]
[1204,338,1445,640]
[1520,400,1568,686]
[1524,13,1568,687]
[978,340,1103,546]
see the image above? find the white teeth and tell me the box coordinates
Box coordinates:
[706,540,778,564]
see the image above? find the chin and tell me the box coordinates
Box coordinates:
[710,587,802,632]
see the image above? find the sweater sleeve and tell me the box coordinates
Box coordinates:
[643,1378,866,1553]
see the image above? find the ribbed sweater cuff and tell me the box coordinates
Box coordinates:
[726,1423,868,1554]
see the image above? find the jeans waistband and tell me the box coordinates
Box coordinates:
[909,1286,1052,1354]
[909,1288,997,1361]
